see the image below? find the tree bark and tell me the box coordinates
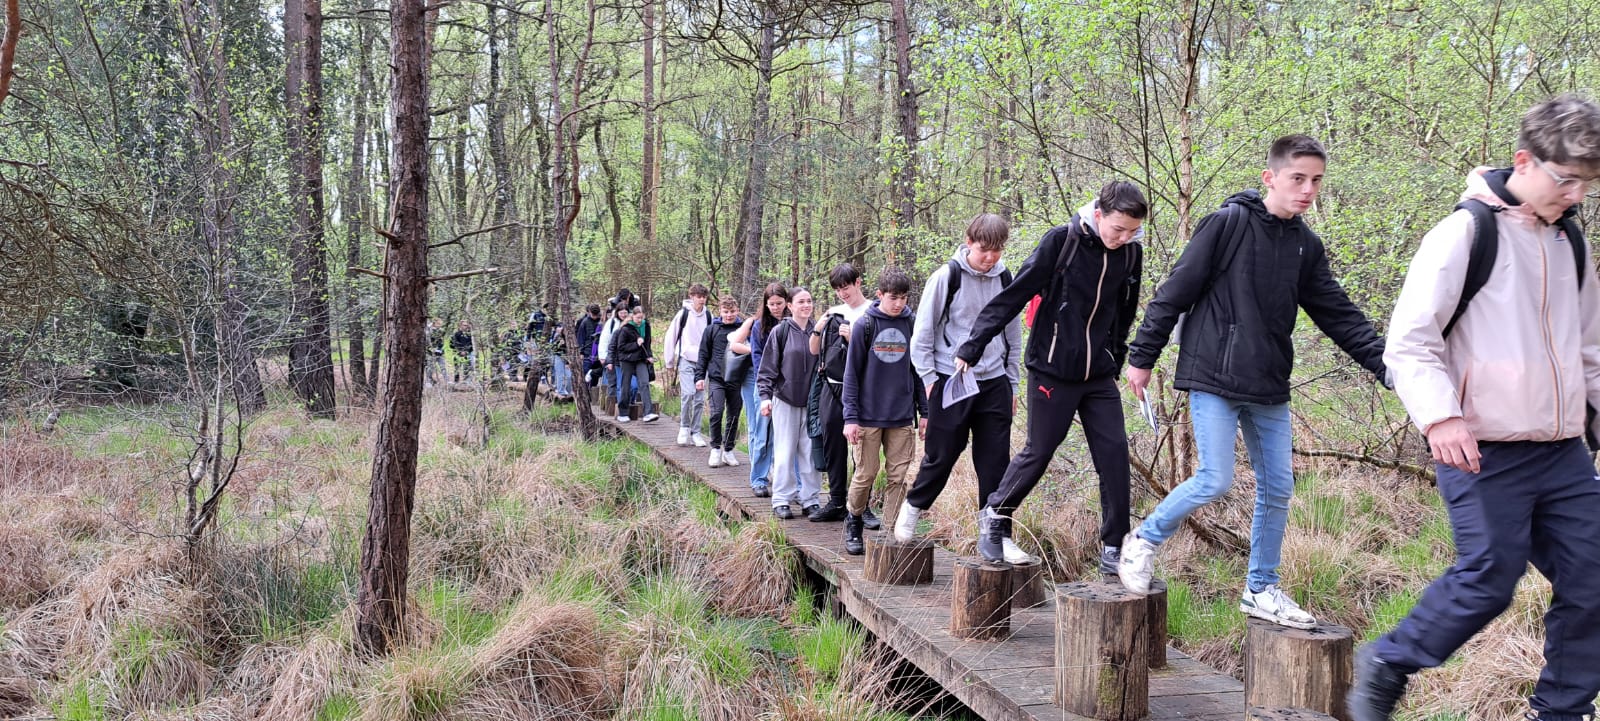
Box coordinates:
[343,11,374,398]
[640,0,657,256]
[888,0,919,267]
[0,0,18,111]
[730,9,775,299]
[486,4,520,283]
[355,0,431,657]
[287,0,337,418]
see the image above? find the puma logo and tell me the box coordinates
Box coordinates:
[1037,385,1053,399]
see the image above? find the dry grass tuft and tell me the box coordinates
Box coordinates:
[255,634,352,721]
[0,523,67,610]
[457,596,611,720]
[128,694,247,721]
[0,672,36,718]
[777,639,918,721]
[707,520,798,619]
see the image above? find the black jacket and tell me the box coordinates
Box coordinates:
[960,212,1142,383]
[1127,190,1386,404]
[695,316,744,383]
[608,321,653,364]
[449,330,473,355]
[575,315,601,360]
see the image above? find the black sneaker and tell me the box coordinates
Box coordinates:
[1347,644,1410,721]
[1099,546,1121,576]
[862,507,882,531]
[844,514,865,555]
[774,505,794,520]
[751,482,771,498]
[802,504,820,519]
[809,501,846,522]
[976,507,1005,563]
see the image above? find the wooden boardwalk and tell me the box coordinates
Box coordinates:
[602,409,1245,721]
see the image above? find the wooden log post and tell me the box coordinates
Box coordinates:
[1054,581,1149,721]
[1146,579,1168,670]
[1244,619,1353,720]
[950,557,1011,640]
[863,533,934,585]
[1010,559,1047,608]
[629,401,643,419]
[1246,708,1339,720]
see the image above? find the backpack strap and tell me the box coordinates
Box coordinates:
[1558,215,1587,290]
[939,261,1016,364]
[1443,199,1501,339]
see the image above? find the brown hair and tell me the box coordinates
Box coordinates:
[1520,94,1600,176]
[965,213,1010,250]
[1267,134,1327,170]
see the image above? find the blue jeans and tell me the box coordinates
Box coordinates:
[551,355,572,396]
[1138,391,1293,592]
[741,371,773,488]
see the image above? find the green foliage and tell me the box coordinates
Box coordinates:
[1166,581,1245,643]
[51,678,106,721]
[316,693,359,721]
[798,614,862,683]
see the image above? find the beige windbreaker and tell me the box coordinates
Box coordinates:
[1386,169,1600,442]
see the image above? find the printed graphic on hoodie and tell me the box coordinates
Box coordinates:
[872,327,909,363]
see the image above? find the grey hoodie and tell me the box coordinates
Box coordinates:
[910,245,1022,391]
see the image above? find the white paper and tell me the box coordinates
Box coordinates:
[1139,397,1159,433]
[942,368,980,406]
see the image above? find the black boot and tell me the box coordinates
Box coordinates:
[844,514,865,555]
[976,507,1005,563]
[862,506,881,531]
[809,500,846,522]
[1346,644,1410,721]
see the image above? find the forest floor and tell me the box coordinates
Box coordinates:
[0,379,1558,720]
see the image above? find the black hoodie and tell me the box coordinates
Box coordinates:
[695,315,745,383]
[842,302,928,427]
[1127,190,1386,404]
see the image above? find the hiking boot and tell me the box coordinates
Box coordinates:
[862,507,881,531]
[774,505,795,520]
[691,432,709,447]
[642,413,660,423]
[708,449,723,468]
[722,449,740,466]
[809,501,846,522]
[1002,537,1038,564]
[802,504,820,519]
[677,428,692,446]
[893,502,921,543]
[1098,546,1121,577]
[844,514,865,555]
[751,481,771,498]
[1240,584,1317,630]
[1347,644,1410,721]
[1118,528,1159,594]
[976,507,1006,564]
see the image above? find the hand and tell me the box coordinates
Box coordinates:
[760,399,772,417]
[844,423,862,444]
[696,380,705,391]
[1426,417,1481,473]
[637,338,645,346]
[918,417,928,441]
[1125,366,1151,401]
[953,357,970,374]
[606,363,613,370]
[839,324,852,341]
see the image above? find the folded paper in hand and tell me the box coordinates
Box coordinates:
[1139,397,1158,433]
[943,368,979,406]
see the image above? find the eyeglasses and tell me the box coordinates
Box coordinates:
[1531,156,1600,194]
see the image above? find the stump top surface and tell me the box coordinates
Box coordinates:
[954,556,1013,572]
[600,406,1248,721]
[1058,579,1147,602]
[865,531,935,550]
[1246,707,1339,720]
[1245,617,1354,640]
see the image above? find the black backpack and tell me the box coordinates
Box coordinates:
[940,260,1013,361]
[1442,198,1587,338]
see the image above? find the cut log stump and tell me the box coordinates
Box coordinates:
[863,533,934,585]
[1247,707,1339,720]
[1146,579,1168,670]
[1010,559,1047,608]
[950,557,1011,641]
[1244,618,1353,720]
[1054,581,1149,720]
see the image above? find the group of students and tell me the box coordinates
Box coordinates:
[655,95,1600,721]
[424,311,575,395]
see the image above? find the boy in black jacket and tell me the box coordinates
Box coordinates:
[959,181,1147,569]
[696,296,747,467]
[1120,135,1388,631]
[841,269,928,555]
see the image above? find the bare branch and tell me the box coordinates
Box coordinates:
[427,266,500,283]
[347,267,389,279]
[428,221,522,249]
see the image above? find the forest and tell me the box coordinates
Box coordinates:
[3,0,1600,718]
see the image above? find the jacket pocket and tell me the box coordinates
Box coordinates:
[1221,324,1238,375]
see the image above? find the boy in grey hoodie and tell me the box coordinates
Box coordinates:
[897,214,1022,544]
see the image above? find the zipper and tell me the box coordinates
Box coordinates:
[1047,321,1059,363]
[1538,234,1566,437]
[1222,324,1238,373]
[1083,254,1109,380]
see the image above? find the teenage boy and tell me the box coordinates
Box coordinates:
[841,268,928,554]
[665,284,714,447]
[1119,135,1388,630]
[1348,95,1600,721]
[575,304,603,386]
[696,295,748,467]
[809,264,875,525]
[898,214,1022,544]
[959,182,1147,569]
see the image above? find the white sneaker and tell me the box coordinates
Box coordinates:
[1240,584,1317,630]
[617,415,631,423]
[1001,537,1038,564]
[642,413,660,423]
[691,432,709,447]
[708,449,723,468]
[893,502,921,543]
[722,449,740,466]
[1118,529,1159,594]
[677,428,692,445]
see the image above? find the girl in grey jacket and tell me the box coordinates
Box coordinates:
[757,288,820,519]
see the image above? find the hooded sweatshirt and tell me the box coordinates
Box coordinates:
[757,317,818,407]
[663,300,712,369]
[1387,167,1600,443]
[960,199,1142,384]
[911,245,1022,391]
[1126,189,1387,404]
[695,315,745,383]
[842,301,929,427]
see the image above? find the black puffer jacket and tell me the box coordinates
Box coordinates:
[695,316,744,383]
[608,321,653,364]
[1127,190,1386,404]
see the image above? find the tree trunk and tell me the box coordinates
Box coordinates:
[287,0,336,419]
[486,4,519,277]
[547,0,600,439]
[640,0,657,256]
[888,0,919,268]
[355,0,431,657]
[731,10,775,299]
[343,12,374,398]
